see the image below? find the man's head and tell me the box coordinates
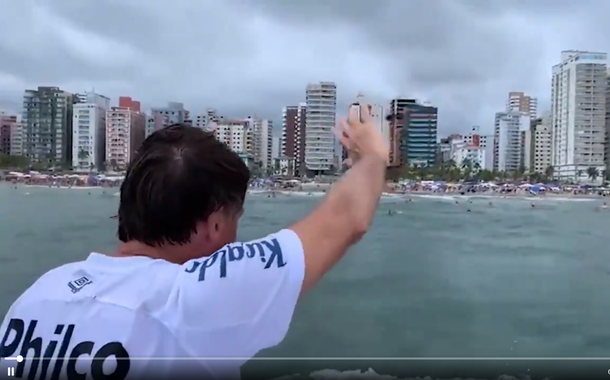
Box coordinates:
[117,124,250,263]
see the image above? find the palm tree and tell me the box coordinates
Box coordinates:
[587,167,599,183]
[78,149,89,170]
[273,160,280,175]
[416,165,427,180]
[445,159,457,171]
[472,161,481,174]
[460,159,472,180]
[544,165,554,180]
[287,160,294,177]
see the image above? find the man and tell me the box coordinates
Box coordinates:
[0,104,388,379]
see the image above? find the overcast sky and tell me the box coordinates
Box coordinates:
[0,0,609,135]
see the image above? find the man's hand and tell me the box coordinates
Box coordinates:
[335,103,389,167]
[291,102,388,296]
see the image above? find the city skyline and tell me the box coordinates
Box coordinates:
[2,1,610,135]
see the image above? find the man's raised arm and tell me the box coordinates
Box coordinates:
[161,104,388,360]
[290,103,389,295]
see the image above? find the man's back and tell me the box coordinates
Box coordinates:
[0,113,388,379]
[0,230,305,379]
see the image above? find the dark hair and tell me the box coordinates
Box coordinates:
[117,124,251,246]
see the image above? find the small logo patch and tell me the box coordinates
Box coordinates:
[67,276,92,293]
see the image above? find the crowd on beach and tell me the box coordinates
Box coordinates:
[0,171,123,188]
[248,177,610,199]
[391,180,610,198]
[2,169,609,200]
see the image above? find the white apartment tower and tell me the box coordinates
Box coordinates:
[551,50,607,182]
[493,111,530,172]
[72,92,110,170]
[305,81,336,173]
[254,119,273,170]
[524,115,552,174]
[506,92,537,119]
[605,68,610,172]
[213,119,253,155]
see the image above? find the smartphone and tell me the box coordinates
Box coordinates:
[350,102,371,122]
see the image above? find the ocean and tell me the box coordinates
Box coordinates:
[2,184,610,379]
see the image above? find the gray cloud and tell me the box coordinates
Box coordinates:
[1,0,609,136]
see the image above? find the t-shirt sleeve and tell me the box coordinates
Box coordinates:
[158,229,305,361]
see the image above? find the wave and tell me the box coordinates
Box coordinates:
[529,196,596,202]
[407,193,598,203]
[272,368,526,380]
[408,194,460,202]
[24,185,100,190]
[248,189,272,194]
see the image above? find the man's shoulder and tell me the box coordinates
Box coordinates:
[16,255,179,310]
[19,261,90,300]
[180,229,303,283]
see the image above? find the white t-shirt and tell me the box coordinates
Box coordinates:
[0,229,305,380]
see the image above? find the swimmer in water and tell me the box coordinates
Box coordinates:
[110,215,118,219]
[466,209,471,213]
[455,201,459,205]
[387,209,394,216]
[530,203,535,208]
[488,201,493,207]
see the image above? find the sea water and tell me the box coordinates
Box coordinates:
[1,184,609,379]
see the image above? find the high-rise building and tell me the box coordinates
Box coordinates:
[22,87,74,165]
[71,92,110,170]
[305,81,336,174]
[193,109,221,132]
[145,113,169,138]
[449,126,494,171]
[9,122,23,156]
[105,98,145,170]
[282,103,307,176]
[213,119,257,167]
[387,98,415,167]
[479,134,495,171]
[119,97,140,112]
[464,126,482,147]
[214,120,250,153]
[551,50,607,182]
[605,68,610,176]
[271,136,280,159]
[253,119,273,170]
[524,115,552,174]
[506,92,538,119]
[146,102,190,137]
[400,100,438,167]
[0,113,17,155]
[493,111,530,172]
